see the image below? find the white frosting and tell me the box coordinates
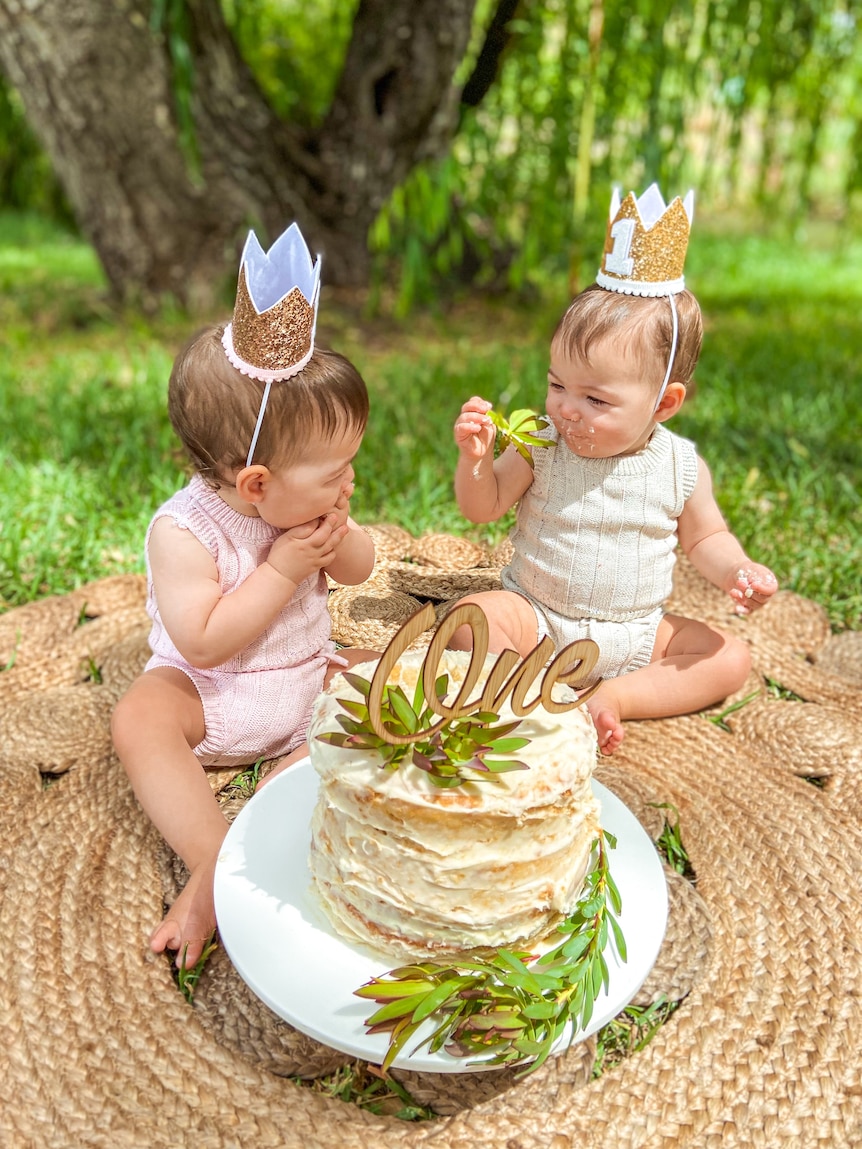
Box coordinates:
[308,652,600,959]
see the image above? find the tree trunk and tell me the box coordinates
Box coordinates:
[0,0,479,307]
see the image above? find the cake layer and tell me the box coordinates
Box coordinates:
[308,652,600,959]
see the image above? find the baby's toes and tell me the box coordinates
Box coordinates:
[150,918,182,955]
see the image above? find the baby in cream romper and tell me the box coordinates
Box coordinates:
[501,421,698,686]
[450,186,777,754]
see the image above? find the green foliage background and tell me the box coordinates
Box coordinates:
[0,213,858,630]
[366,0,862,309]
[0,2,859,629]
[3,1,862,303]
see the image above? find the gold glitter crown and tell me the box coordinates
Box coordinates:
[596,183,694,297]
[222,223,321,383]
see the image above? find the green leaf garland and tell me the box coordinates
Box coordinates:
[355,829,625,1074]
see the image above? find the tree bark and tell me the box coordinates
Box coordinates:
[461,0,521,109]
[0,0,479,306]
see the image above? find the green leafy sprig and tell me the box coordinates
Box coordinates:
[355,829,624,1074]
[487,407,552,466]
[647,802,693,878]
[176,932,218,1004]
[316,670,531,788]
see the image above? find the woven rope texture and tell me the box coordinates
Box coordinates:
[1,529,861,1148]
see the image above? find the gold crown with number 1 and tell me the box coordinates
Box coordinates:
[596,183,694,298]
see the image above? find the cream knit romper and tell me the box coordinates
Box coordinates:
[502,423,699,683]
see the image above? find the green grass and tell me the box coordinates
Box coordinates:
[292,1060,436,1121]
[591,995,680,1079]
[175,932,219,1004]
[0,210,859,628]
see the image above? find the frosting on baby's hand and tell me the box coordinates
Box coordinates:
[729,565,778,615]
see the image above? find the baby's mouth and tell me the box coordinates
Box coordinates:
[559,420,592,439]
[557,422,598,453]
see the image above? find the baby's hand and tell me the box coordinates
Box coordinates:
[454,396,496,460]
[728,564,779,615]
[266,515,347,585]
[329,482,354,535]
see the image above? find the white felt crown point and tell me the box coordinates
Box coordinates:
[241,222,322,315]
[636,182,666,229]
[618,183,695,229]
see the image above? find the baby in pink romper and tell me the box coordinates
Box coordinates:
[112,324,376,969]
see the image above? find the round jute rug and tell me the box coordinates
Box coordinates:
[1,529,861,1149]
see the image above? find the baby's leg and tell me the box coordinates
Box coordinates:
[111,667,227,968]
[446,590,539,657]
[588,613,751,755]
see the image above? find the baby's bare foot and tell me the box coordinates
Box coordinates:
[150,857,217,969]
[587,700,624,756]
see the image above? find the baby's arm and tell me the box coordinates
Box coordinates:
[677,457,778,614]
[454,396,534,523]
[149,513,343,668]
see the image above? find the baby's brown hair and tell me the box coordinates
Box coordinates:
[552,284,703,390]
[168,325,369,484]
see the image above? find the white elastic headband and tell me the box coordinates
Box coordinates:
[246,380,273,468]
[654,292,679,411]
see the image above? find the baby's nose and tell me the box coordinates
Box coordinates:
[561,404,581,423]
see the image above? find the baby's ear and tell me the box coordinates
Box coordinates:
[235,464,270,505]
[655,381,687,422]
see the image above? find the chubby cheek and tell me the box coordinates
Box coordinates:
[318,486,349,516]
[307,498,335,523]
[278,489,335,528]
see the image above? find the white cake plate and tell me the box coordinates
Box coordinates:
[214,759,668,1073]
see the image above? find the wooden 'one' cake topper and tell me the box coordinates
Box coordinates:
[366,602,600,747]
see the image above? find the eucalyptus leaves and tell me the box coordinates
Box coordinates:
[316,669,531,788]
[356,829,624,1074]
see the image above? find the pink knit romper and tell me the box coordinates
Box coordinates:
[145,474,340,766]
